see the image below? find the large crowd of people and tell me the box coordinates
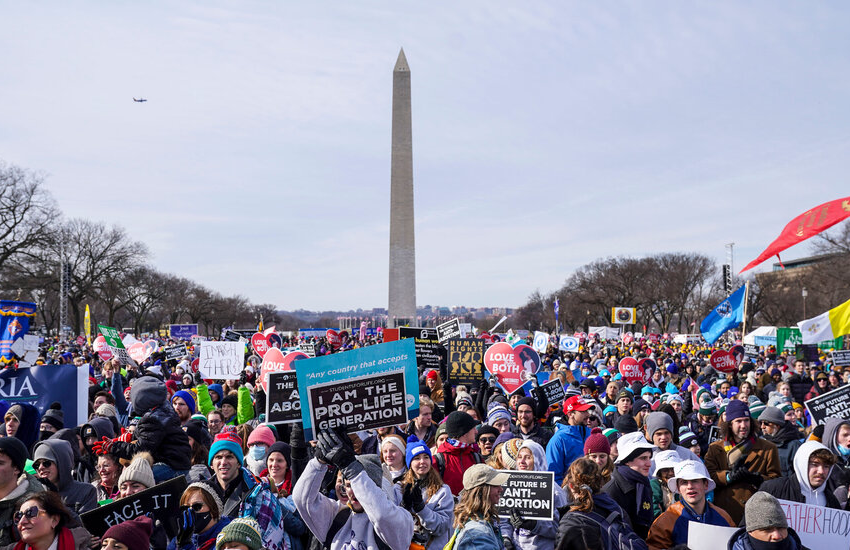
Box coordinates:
[0,329,847,550]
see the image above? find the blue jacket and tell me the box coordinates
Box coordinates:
[647,500,733,549]
[728,526,805,550]
[546,422,590,486]
[456,519,503,550]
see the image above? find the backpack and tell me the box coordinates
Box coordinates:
[433,451,482,477]
[569,509,648,550]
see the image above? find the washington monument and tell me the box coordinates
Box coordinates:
[388,48,416,328]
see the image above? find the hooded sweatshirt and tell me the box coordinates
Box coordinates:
[793,440,833,507]
[32,439,98,515]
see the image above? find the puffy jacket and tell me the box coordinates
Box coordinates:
[433,440,482,496]
[763,421,803,477]
[110,404,192,471]
[647,500,733,550]
[32,439,98,516]
[545,422,590,486]
[727,526,807,550]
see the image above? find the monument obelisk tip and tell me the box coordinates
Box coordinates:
[394,48,409,72]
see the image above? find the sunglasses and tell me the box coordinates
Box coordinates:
[14,507,45,523]
[33,460,54,470]
[478,437,496,444]
[179,503,206,513]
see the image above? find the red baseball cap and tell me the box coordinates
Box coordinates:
[563,395,593,413]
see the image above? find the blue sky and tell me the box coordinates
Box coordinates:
[1,2,847,310]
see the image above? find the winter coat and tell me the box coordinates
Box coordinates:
[50,429,94,484]
[167,516,231,550]
[403,421,437,448]
[277,494,307,550]
[545,423,590,486]
[500,485,567,550]
[763,422,803,477]
[760,440,842,509]
[393,483,454,550]
[32,439,98,516]
[294,458,414,550]
[786,374,812,405]
[555,493,636,550]
[727,526,808,550]
[510,423,553,448]
[647,500,733,550]
[110,404,192,471]
[703,436,781,525]
[455,520,503,550]
[601,465,654,539]
[0,474,44,546]
[686,413,715,456]
[433,440,482,496]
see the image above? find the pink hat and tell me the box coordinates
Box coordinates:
[247,425,275,447]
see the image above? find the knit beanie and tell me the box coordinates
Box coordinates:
[455,392,473,409]
[501,438,522,469]
[725,400,750,422]
[215,518,263,550]
[0,437,28,473]
[41,407,65,431]
[698,401,718,416]
[220,394,238,411]
[103,516,152,550]
[5,405,22,422]
[744,492,788,532]
[117,452,155,489]
[350,454,386,487]
[616,390,633,404]
[678,428,698,449]
[516,397,537,416]
[444,411,478,439]
[209,431,244,465]
[184,420,212,449]
[584,427,611,455]
[631,398,650,416]
[187,481,224,518]
[265,441,291,467]
[405,435,431,468]
[246,425,275,448]
[434,421,447,442]
[487,405,512,426]
[645,412,674,439]
[603,428,621,446]
[614,414,638,435]
[749,402,766,420]
[477,425,499,441]
[95,403,119,419]
[172,390,196,414]
[381,434,406,456]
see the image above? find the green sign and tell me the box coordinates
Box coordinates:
[776,327,842,353]
[97,325,124,349]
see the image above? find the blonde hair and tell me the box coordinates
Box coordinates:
[453,485,498,529]
[563,458,604,513]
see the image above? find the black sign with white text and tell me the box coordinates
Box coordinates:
[832,350,850,367]
[164,344,187,362]
[541,379,566,407]
[436,319,461,345]
[81,476,187,537]
[806,384,850,425]
[308,370,408,433]
[265,371,301,424]
[498,470,554,521]
[399,327,443,372]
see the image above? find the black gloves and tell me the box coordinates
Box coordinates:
[317,428,356,471]
[509,509,537,531]
[727,459,763,487]
[402,483,426,513]
[177,508,195,545]
[503,537,515,550]
[193,371,203,385]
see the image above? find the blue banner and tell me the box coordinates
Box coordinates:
[0,301,37,363]
[295,339,420,440]
[169,324,199,340]
[0,365,87,427]
[700,285,747,345]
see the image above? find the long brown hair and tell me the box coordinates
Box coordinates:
[400,465,443,500]
[453,485,498,529]
[563,458,604,513]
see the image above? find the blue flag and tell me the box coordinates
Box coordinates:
[700,285,747,344]
[0,301,37,363]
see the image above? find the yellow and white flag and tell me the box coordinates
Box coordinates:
[84,304,91,345]
[797,296,850,344]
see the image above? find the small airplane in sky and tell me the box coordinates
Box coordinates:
[133,97,147,103]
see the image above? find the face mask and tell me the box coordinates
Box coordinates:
[839,445,850,457]
[39,430,54,442]
[248,445,266,460]
[192,511,212,533]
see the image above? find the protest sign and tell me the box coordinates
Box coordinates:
[251,332,270,357]
[484,343,540,394]
[98,325,137,367]
[778,499,850,549]
[618,357,648,384]
[169,324,198,340]
[709,349,736,373]
[459,322,472,337]
[833,350,850,367]
[498,471,555,521]
[446,338,485,387]
[399,327,442,371]
[326,329,342,349]
[164,344,186,362]
[796,344,819,361]
[222,329,242,342]
[687,522,737,550]
[558,336,579,352]
[708,425,721,444]
[532,331,549,353]
[300,342,316,357]
[267,332,283,349]
[744,343,759,359]
[265,371,301,425]
[436,318,461,344]
[0,364,87,427]
[190,335,206,345]
[93,335,113,361]
[198,341,243,379]
[541,379,565,407]
[81,476,186,537]
[296,338,419,440]
[805,384,850,425]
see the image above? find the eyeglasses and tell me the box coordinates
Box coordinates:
[14,507,46,523]
[33,460,54,470]
[208,419,222,425]
[179,503,205,513]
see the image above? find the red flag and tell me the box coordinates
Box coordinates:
[740,196,850,273]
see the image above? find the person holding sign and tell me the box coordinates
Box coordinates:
[501,440,566,550]
[727,492,807,550]
[293,427,414,550]
[646,460,733,550]
[450,464,509,550]
[396,436,454,550]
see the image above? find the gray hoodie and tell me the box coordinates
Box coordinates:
[32,439,98,515]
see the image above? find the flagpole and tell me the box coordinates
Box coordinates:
[741,281,750,337]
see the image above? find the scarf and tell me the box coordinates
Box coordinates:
[724,434,757,466]
[616,465,653,527]
[14,527,75,550]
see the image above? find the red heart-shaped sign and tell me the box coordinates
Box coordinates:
[326,329,341,349]
[94,335,113,361]
[710,349,737,373]
[484,342,539,394]
[618,357,645,384]
[259,347,286,392]
[128,342,151,364]
[283,351,309,370]
[251,333,269,358]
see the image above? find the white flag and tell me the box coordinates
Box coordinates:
[797,311,833,344]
